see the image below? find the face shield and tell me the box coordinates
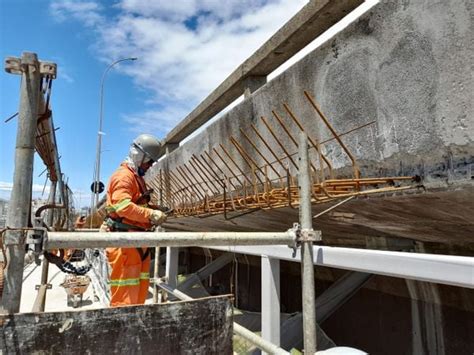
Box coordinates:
[125,145,151,176]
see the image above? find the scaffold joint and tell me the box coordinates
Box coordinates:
[299,228,321,242]
[4,56,57,78]
[289,223,322,257]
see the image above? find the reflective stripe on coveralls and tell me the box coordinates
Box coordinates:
[109,278,140,287]
[107,247,151,306]
[105,163,153,307]
[105,198,132,213]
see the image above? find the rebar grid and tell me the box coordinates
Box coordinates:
[152,91,420,218]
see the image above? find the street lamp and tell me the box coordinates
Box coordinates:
[92,57,137,209]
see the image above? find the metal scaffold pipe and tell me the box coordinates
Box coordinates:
[298,132,319,354]
[2,52,42,313]
[45,231,297,250]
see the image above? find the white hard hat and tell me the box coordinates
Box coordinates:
[132,134,162,162]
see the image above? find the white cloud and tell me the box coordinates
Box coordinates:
[49,0,307,135]
[0,182,13,192]
[59,70,75,84]
[0,181,50,196]
[50,0,103,27]
[122,105,190,135]
[0,180,91,208]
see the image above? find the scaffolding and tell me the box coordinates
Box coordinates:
[2,52,473,355]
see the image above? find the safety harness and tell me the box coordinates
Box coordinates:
[104,217,151,261]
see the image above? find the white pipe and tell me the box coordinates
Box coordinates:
[45,231,297,249]
[209,245,474,289]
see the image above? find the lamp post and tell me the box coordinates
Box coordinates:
[92,57,137,210]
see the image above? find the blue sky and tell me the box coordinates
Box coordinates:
[0,0,309,208]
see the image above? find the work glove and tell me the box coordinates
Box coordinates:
[150,210,167,225]
[99,221,110,232]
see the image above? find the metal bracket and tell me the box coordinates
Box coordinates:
[26,221,47,265]
[288,222,322,257]
[39,61,57,78]
[288,223,300,257]
[35,284,52,290]
[26,228,45,248]
[4,57,22,75]
[5,56,57,78]
[299,228,321,242]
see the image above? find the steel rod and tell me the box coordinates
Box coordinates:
[298,132,318,353]
[272,110,319,175]
[229,137,264,184]
[313,196,355,219]
[304,91,360,179]
[219,144,252,184]
[197,153,226,188]
[178,165,206,200]
[189,157,219,194]
[212,148,244,186]
[204,151,238,190]
[250,124,287,171]
[193,155,222,192]
[260,116,298,170]
[283,103,333,178]
[45,231,297,249]
[240,128,281,178]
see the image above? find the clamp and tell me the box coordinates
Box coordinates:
[5,56,57,78]
[288,223,322,258]
[26,217,47,265]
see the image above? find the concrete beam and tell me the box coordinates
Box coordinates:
[243,75,267,99]
[163,0,363,146]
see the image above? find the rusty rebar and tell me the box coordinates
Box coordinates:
[219,144,253,184]
[240,128,281,178]
[260,116,298,170]
[229,137,264,185]
[272,110,319,174]
[304,91,360,179]
[212,148,244,187]
[283,103,333,178]
[190,155,221,193]
[197,153,226,188]
[176,165,205,200]
[250,124,287,171]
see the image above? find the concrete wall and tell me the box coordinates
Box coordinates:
[155,0,473,188]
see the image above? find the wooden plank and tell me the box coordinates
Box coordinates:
[0,296,233,354]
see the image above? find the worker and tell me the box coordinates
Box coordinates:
[102,134,167,306]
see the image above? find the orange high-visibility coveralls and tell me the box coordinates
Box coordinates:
[105,163,153,307]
